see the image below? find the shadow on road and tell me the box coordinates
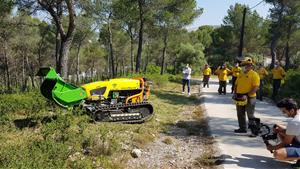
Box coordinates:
[218,153,291,169]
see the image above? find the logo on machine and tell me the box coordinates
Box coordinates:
[112,83,117,88]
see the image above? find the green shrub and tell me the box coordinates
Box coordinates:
[168,74,182,83]
[145,64,161,74]
[0,91,48,121]
[146,73,169,88]
[0,140,70,168]
[279,69,300,104]
[41,114,73,141]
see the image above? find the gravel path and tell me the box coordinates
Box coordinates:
[126,85,217,169]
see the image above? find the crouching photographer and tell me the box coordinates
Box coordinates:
[266,98,300,168]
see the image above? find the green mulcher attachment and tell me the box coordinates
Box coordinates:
[36,67,87,108]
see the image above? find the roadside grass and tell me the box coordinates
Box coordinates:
[0,81,207,168]
[194,149,218,167]
[162,137,173,145]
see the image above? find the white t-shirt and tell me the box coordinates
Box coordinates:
[286,113,300,141]
[182,67,191,80]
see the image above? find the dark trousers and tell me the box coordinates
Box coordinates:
[203,75,210,88]
[182,79,190,93]
[272,79,281,98]
[218,81,227,94]
[231,76,237,93]
[257,80,264,101]
[236,97,256,130]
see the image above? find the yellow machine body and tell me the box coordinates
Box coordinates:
[81,78,150,104]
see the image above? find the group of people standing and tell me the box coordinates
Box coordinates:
[201,58,287,135]
[181,59,299,167]
[202,60,286,100]
[182,60,286,100]
[200,58,300,167]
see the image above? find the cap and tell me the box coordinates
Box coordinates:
[238,57,253,66]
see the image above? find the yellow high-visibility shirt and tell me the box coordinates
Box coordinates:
[216,67,231,81]
[232,66,242,77]
[257,67,269,79]
[203,67,212,76]
[272,66,286,80]
[236,69,260,97]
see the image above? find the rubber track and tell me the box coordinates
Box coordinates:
[88,102,154,123]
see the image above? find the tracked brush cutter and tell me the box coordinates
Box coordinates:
[37,67,153,123]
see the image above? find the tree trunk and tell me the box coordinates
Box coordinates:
[27,57,35,88]
[55,28,61,69]
[91,61,95,78]
[116,61,118,76]
[3,40,10,91]
[160,32,168,75]
[122,54,125,75]
[136,0,144,73]
[58,36,73,79]
[270,2,284,69]
[108,20,115,78]
[173,58,177,74]
[107,53,110,77]
[285,22,291,70]
[22,54,26,91]
[76,42,82,83]
[38,36,45,68]
[130,35,134,73]
[270,38,278,69]
[144,43,150,72]
[30,76,35,88]
[38,0,76,79]
[127,25,135,73]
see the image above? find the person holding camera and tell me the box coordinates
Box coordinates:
[267,98,300,168]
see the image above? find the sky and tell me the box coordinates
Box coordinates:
[187,0,272,30]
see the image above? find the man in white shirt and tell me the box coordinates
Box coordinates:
[182,64,192,95]
[267,98,300,167]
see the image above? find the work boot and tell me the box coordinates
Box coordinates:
[234,128,247,134]
[291,160,300,168]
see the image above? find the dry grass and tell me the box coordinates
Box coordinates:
[194,149,218,167]
[162,137,173,145]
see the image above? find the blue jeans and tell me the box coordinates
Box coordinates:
[182,79,190,93]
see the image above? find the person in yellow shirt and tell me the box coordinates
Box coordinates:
[256,63,269,101]
[231,62,242,94]
[271,61,286,99]
[233,57,260,136]
[215,63,231,95]
[202,64,212,88]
